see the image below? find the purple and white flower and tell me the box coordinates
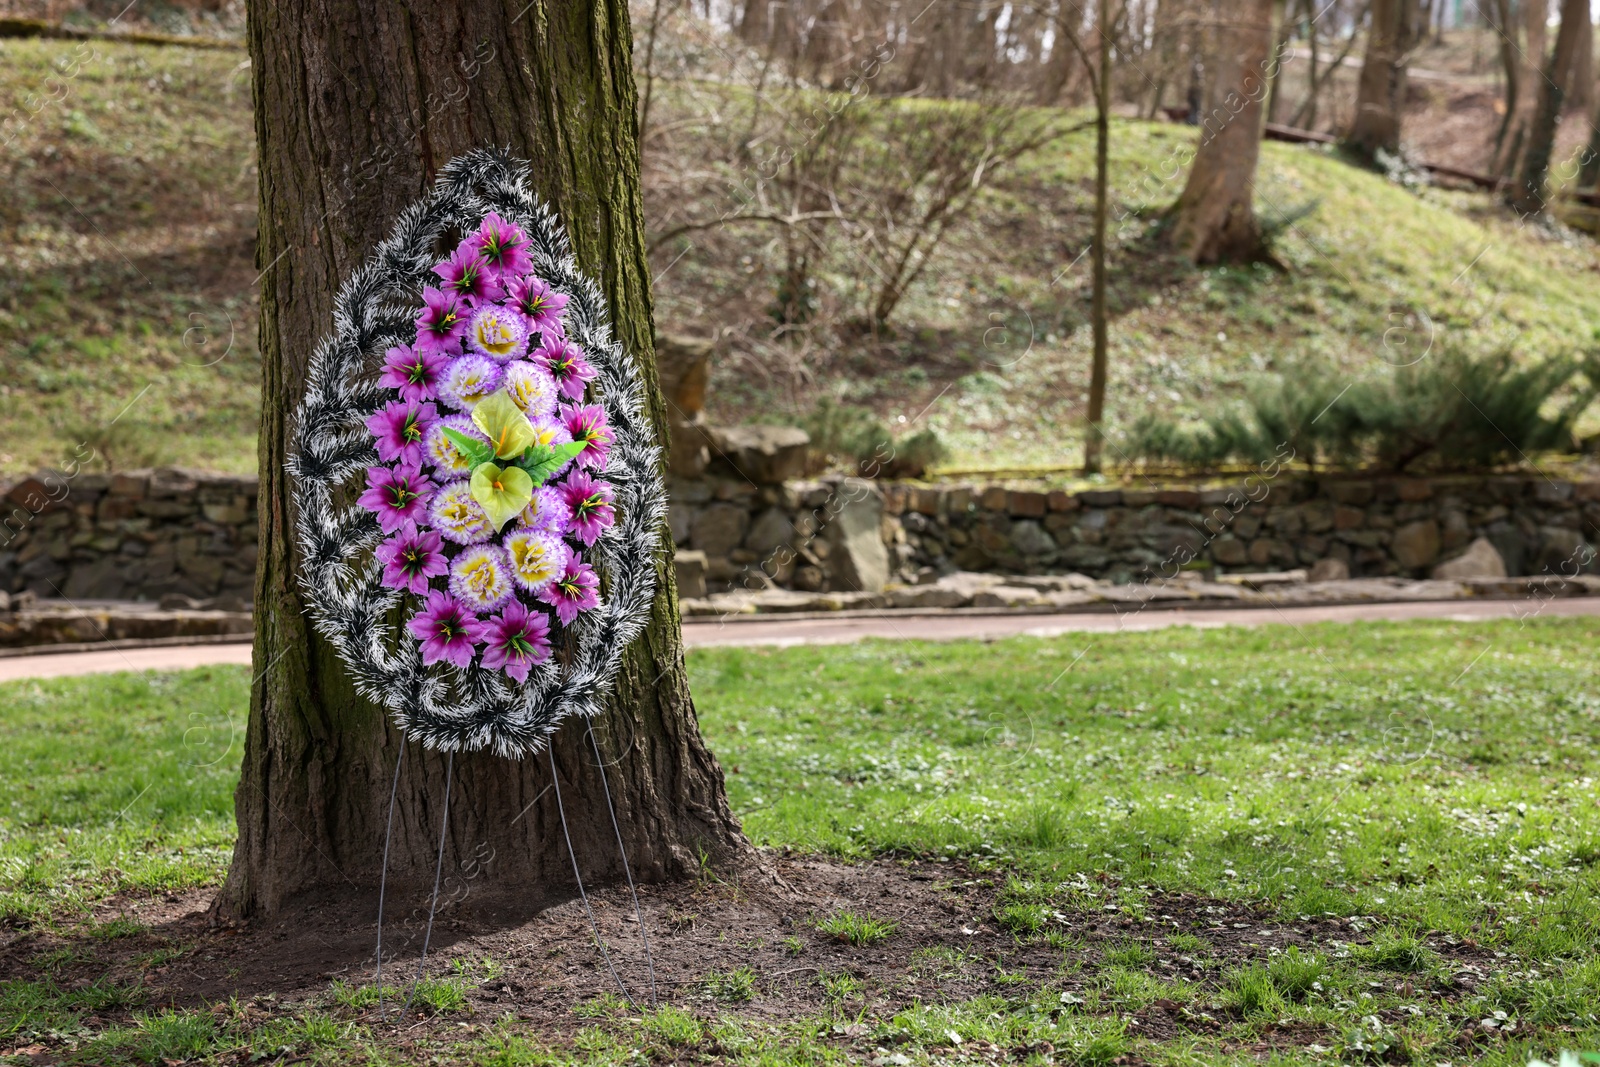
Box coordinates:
[429,479,495,545]
[449,543,515,612]
[438,353,504,411]
[503,526,567,593]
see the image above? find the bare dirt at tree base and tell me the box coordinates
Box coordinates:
[0,855,1502,1063]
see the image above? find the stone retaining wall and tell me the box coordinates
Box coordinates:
[1,468,257,605]
[672,471,1600,595]
[3,466,1596,604]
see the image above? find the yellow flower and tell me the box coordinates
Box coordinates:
[471,391,537,459]
[469,462,534,530]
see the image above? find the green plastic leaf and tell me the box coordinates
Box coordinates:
[515,440,587,486]
[469,462,534,530]
[439,426,496,469]
[471,391,537,460]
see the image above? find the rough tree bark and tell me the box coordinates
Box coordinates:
[1509,0,1589,216]
[220,0,751,919]
[1168,0,1278,264]
[1344,0,1419,165]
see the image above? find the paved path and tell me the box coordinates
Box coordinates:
[2,597,1597,682]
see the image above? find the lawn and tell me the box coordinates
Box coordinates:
[1,617,1598,1064]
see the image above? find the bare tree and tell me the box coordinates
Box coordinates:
[1509,0,1589,215]
[1168,0,1279,264]
[1343,0,1420,164]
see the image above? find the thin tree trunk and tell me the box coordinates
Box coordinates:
[1495,0,1547,177]
[1083,0,1112,476]
[1344,0,1418,163]
[1487,0,1520,165]
[223,0,750,919]
[1570,7,1593,112]
[1168,0,1278,264]
[1510,0,1588,215]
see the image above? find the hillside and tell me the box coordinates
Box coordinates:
[3,35,1600,478]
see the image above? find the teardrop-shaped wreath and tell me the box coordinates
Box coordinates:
[287,149,665,758]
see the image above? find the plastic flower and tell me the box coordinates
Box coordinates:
[470,391,537,459]
[517,485,568,534]
[366,399,438,466]
[470,212,533,278]
[379,344,448,402]
[449,543,514,612]
[536,334,597,401]
[503,361,559,419]
[414,287,467,355]
[504,275,568,335]
[560,403,612,471]
[469,462,534,531]
[466,302,528,362]
[407,590,484,668]
[479,600,552,682]
[358,463,434,534]
[438,354,503,411]
[429,479,495,545]
[503,526,568,593]
[539,555,600,626]
[558,471,615,546]
[433,241,500,304]
[530,415,575,451]
[423,414,487,480]
[375,521,448,595]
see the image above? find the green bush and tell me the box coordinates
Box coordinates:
[801,397,947,477]
[1125,347,1598,473]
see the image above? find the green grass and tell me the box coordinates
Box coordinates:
[2,616,1599,1063]
[814,909,899,946]
[7,38,1600,477]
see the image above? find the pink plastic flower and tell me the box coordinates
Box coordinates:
[407,590,484,668]
[470,212,533,278]
[433,241,501,305]
[560,403,612,471]
[366,399,438,466]
[378,344,448,402]
[479,601,552,682]
[539,555,600,626]
[358,463,435,534]
[375,521,448,595]
[414,287,467,355]
[558,471,615,546]
[504,275,568,335]
[535,334,596,401]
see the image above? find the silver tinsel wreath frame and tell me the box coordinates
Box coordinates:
[286,149,665,759]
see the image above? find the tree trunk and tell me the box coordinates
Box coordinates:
[1344,0,1418,163]
[1083,0,1112,475]
[1168,0,1278,264]
[1510,0,1589,215]
[222,0,750,919]
[1495,0,1547,177]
